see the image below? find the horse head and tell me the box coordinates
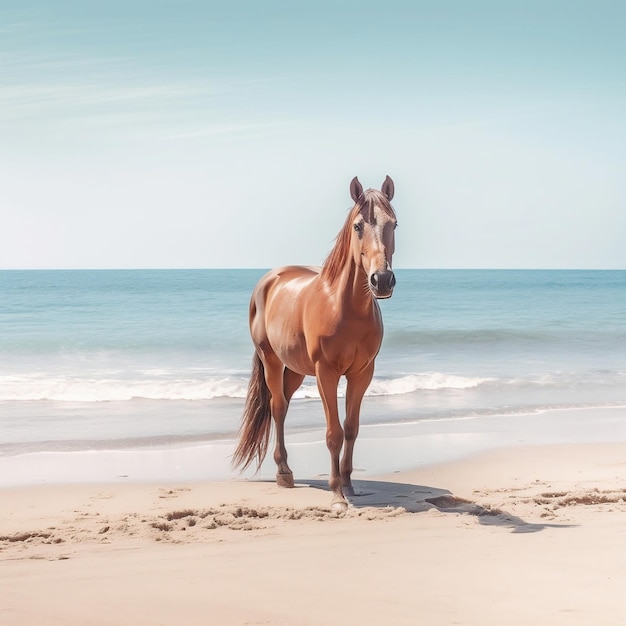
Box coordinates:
[349,175,397,299]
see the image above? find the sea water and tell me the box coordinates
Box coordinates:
[1,270,626,481]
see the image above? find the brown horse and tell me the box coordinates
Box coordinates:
[233,176,398,511]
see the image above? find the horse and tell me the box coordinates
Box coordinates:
[232,176,398,512]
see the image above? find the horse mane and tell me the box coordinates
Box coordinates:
[320,189,396,285]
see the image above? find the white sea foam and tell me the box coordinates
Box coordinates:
[367,373,492,395]
[292,372,490,400]
[0,372,490,403]
[0,375,250,402]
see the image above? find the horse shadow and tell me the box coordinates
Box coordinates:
[298,478,573,534]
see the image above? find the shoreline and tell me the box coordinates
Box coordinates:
[2,404,625,488]
[3,439,626,625]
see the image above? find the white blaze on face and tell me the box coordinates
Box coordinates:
[363,202,395,277]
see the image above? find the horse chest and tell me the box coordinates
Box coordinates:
[310,314,383,371]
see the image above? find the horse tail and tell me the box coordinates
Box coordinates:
[232,352,272,472]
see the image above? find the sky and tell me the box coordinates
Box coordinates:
[1,0,625,269]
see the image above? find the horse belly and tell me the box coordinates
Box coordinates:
[269,330,316,376]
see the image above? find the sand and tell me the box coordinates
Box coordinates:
[2,441,626,625]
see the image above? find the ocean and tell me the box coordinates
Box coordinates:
[2,269,626,483]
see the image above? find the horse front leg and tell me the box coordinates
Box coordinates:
[342,363,375,497]
[315,364,346,512]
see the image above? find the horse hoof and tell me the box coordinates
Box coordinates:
[276,472,294,488]
[331,500,348,514]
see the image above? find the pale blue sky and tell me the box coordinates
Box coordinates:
[1,1,624,269]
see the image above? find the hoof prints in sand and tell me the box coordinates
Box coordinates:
[0,503,403,556]
[527,488,626,509]
[3,487,625,556]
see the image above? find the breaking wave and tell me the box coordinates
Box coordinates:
[0,372,490,403]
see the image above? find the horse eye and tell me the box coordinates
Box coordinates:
[353,223,362,232]
[394,222,398,230]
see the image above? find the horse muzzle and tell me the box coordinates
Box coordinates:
[370,270,396,299]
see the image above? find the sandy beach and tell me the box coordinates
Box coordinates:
[3,439,626,625]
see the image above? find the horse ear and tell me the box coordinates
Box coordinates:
[350,176,363,202]
[381,175,394,201]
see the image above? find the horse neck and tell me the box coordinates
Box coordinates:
[330,255,375,316]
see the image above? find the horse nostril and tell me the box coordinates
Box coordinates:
[370,270,395,295]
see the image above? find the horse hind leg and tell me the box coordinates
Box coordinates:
[265,359,304,488]
[273,386,294,488]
